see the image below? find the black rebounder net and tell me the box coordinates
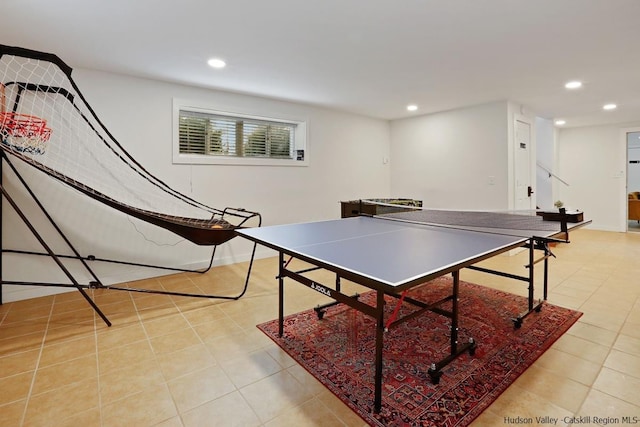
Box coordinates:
[0,44,259,245]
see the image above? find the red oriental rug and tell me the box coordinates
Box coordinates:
[257,276,582,426]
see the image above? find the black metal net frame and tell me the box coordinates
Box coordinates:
[0,45,262,326]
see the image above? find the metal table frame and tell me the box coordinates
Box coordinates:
[270,233,559,413]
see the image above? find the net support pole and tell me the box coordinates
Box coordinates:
[1,149,261,303]
[0,153,3,305]
[1,152,104,287]
[0,183,111,326]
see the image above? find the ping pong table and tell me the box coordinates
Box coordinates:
[238,207,588,413]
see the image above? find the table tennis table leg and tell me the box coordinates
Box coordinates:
[543,244,550,301]
[513,238,552,328]
[536,240,555,303]
[528,240,535,313]
[374,290,385,413]
[451,270,460,355]
[427,270,476,384]
[278,252,285,337]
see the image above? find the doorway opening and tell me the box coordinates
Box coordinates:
[627,131,640,232]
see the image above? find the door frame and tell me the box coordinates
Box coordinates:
[622,126,640,231]
[512,114,536,211]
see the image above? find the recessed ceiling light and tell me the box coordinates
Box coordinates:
[565,81,582,89]
[407,104,418,112]
[555,120,566,125]
[207,58,226,69]
[603,103,617,110]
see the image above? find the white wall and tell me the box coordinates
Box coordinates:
[7,66,632,303]
[1,69,391,302]
[556,123,640,231]
[535,117,555,209]
[389,101,511,210]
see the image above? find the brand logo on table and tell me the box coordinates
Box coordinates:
[310,282,331,296]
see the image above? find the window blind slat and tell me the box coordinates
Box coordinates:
[179,109,294,159]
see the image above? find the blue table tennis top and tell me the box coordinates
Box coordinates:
[238,216,533,288]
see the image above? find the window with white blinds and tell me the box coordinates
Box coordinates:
[173,101,307,166]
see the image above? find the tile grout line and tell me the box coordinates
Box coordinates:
[92,290,103,427]
[179,274,254,425]
[571,254,639,418]
[137,277,187,426]
[181,272,272,426]
[18,296,55,427]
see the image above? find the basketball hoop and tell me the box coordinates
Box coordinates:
[0,112,51,155]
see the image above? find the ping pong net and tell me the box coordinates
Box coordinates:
[357,199,570,240]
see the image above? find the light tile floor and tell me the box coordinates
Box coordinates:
[0,229,639,426]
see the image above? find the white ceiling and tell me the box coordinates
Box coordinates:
[3,0,640,127]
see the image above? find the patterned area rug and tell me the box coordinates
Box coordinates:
[257,276,582,426]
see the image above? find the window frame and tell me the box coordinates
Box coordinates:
[172,99,308,166]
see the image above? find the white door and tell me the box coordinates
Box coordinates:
[515,119,533,210]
